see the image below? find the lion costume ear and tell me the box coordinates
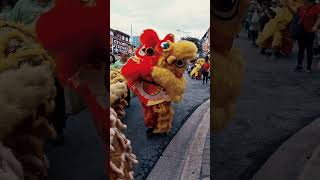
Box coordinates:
[140,29,160,48]
[163,34,174,43]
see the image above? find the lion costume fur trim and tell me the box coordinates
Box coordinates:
[212,49,244,133]
[151,40,196,103]
[110,108,138,180]
[0,63,56,140]
[0,142,24,180]
[110,68,128,105]
[151,66,186,102]
[152,102,174,134]
[110,68,137,179]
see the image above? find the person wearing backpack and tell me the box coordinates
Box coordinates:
[287,0,320,72]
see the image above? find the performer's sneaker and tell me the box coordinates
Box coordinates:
[306,69,312,73]
[294,66,304,72]
[146,128,155,136]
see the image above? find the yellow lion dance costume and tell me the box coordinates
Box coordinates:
[0,20,56,180]
[256,0,303,50]
[110,68,138,180]
[212,0,248,133]
[190,58,205,79]
[121,29,197,134]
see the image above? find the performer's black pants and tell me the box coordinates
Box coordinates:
[126,87,131,105]
[297,32,315,70]
[251,30,258,45]
[202,72,209,84]
[52,77,66,136]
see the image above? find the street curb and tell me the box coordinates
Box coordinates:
[179,107,210,180]
[298,144,320,180]
[146,99,210,180]
[252,117,320,180]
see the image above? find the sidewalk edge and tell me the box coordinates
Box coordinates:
[252,117,320,180]
[146,99,210,180]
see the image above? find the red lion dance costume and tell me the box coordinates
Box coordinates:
[213,0,248,133]
[35,0,109,176]
[122,29,197,134]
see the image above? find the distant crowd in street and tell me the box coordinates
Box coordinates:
[244,0,320,73]
[186,55,211,85]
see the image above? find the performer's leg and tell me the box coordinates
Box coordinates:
[297,36,306,70]
[202,73,205,84]
[206,73,209,84]
[306,33,315,71]
[153,102,174,134]
[125,88,131,107]
[52,77,66,144]
[143,105,157,129]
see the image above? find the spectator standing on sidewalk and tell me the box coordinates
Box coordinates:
[313,29,320,57]
[187,62,193,75]
[287,0,320,72]
[245,10,253,40]
[202,56,210,85]
[111,53,129,69]
[111,53,131,105]
[250,9,261,46]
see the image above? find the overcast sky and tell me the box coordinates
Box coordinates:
[110,0,210,41]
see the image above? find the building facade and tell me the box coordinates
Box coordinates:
[110,28,131,55]
[200,27,210,57]
[132,36,141,48]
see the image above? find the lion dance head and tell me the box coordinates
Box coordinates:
[0,20,56,180]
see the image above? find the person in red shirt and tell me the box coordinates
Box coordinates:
[287,0,320,72]
[202,56,210,84]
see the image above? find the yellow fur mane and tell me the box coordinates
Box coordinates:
[152,40,197,102]
[212,49,244,133]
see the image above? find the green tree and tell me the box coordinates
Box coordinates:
[181,36,202,54]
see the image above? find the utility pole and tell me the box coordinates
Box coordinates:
[131,24,133,45]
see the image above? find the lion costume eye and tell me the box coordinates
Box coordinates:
[213,0,239,20]
[146,48,154,56]
[160,42,170,49]
[175,59,185,68]
[5,39,24,56]
[139,46,146,56]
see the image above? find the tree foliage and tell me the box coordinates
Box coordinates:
[181,36,202,53]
